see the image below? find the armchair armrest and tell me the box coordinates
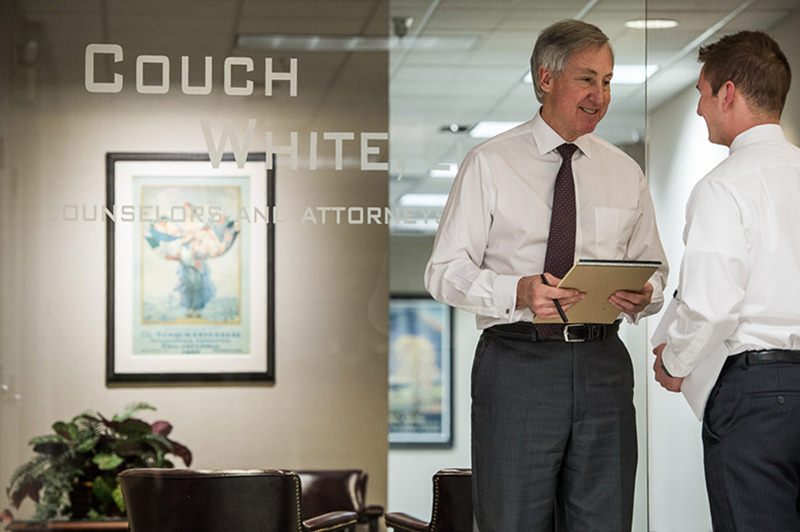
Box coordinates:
[384,511,429,532]
[363,504,384,517]
[361,504,384,532]
[303,511,359,532]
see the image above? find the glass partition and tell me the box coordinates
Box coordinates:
[645,1,800,531]
[0,0,390,523]
[388,0,800,527]
[386,0,648,528]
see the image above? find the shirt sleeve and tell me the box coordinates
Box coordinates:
[622,166,669,323]
[661,178,748,377]
[424,151,521,320]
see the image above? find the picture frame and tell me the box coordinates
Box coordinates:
[389,295,453,446]
[106,152,275,383]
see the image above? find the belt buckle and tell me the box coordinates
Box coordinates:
[563,324,587,343]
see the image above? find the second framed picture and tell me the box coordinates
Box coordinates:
[389,295,453,446]
[106,153,275,383]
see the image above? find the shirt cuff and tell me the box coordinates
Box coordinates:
[661,345,689,378]
[493,274,523,322]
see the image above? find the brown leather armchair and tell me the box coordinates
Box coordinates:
[384,469,472,532]
[118,468,358,532]
[296,469,383,532]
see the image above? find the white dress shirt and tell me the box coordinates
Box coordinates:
[424,111,668,329]
[661,124,800,379]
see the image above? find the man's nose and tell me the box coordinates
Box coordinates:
[588,83,607,104]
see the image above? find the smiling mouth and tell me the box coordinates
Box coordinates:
[580,107,598,115]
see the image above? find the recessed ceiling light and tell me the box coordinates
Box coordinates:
[237,34,477,52]
[612,65,659,84]
[625,19,678,29]
[470,121,523,138]
[429,163,458,178]
[521,64,658,85]
[399,194,450,207]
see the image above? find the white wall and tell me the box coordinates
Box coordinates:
[646,85,726,532]
[645,11,800,531]
[771,10,800,145]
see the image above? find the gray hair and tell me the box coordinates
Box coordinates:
[530,19,613,103]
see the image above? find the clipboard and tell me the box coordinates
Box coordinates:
[532,259,661,324]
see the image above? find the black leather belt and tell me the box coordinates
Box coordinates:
[724,349,800,369]
[487,320,620,343]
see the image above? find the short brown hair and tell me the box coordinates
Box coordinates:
[698,31,791,117]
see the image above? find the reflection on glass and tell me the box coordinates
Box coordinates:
[1,0,391,522]
[647,1,800,531]
[387,1,648,526]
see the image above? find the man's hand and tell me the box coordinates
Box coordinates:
[516,273,584,319]
[653,343,683,392]
[609,282,654,318]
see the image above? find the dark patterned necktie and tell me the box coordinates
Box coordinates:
[535,143,578,338]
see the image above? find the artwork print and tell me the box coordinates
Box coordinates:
[134,183,248,355]
[389,297,452,446]
[107,154,273,382]
[141,189,241,324]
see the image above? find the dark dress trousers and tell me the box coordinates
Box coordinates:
[703,351,800,532]
[471,324,637,532]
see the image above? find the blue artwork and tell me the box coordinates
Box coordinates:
[132,180,251,356]
[143,203,240,321]
[389,298,452,445]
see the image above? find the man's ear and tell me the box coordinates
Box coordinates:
[538,66,553,94]
[719,80,736,110]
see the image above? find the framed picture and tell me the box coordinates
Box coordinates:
[389,295,453,446]
[106,153,275,383]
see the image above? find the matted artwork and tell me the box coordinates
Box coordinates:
[389,296,453,446]
[106,153,274,383]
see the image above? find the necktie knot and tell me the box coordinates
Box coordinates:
[556,143,578,160]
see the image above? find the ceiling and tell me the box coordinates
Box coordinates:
[9,0,800,233]
[387,0,799,230]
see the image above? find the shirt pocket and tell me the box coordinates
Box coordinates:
[594,207,638,257]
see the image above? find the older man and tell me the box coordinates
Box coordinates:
[425,19,667,532]
[653,31,800,532]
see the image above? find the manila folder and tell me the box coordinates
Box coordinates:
[532,260,661,324]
